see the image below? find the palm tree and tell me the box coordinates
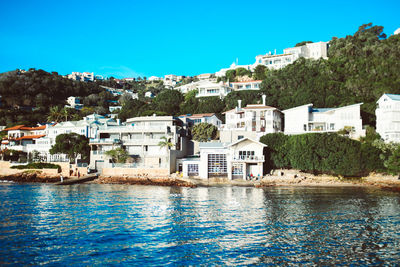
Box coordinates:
[47,106,62,122]
[158,136,173,168]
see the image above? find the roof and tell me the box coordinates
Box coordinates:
[179,113,216,118]
[256,53,293,58]
[15,134,46,141]
[385,94,400,101]
[227,138,267,148]
[243,105,276,110]
[3,125,46,131]
[230,80,262,84]
[199,142,229,149]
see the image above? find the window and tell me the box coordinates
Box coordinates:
[304,124,307,131]
[238,135,244,140]
[208,154,227,175]
[246,84,251,89]
[144,145,148,152]
[188,164,199,176]
[330,123,335,130]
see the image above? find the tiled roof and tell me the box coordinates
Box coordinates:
[15,134,46,141]
[3,125,46,131]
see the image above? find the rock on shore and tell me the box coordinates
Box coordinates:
[96,176,197,188]
[0,171,61,183]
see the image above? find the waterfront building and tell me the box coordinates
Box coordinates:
[376,94,400,143]
[178,113,222,128]
[65,96,83,110]
[220,95,283,143]
[179,138,266,180]
[1,125,47,153]
[283,103,364,138]
[89,115,187,174]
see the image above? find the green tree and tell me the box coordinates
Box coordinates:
[385,146,400,175]
[295,41,313,47]
[191,123,218,142]
[49,133,90,163]
[253,65,267,80]
[153,89,184,115]
[260,133,290,169]
[158,136,173,167]
[47,106,63,122]
[105,148,129,164]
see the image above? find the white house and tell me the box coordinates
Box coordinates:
[376,94,400,143]
[229,80,262,91]
[67,72,95,82]
[89,115,187,173]
[1,125,47,153]
[283,103,364,138]
[178,113,222,128]
[195,80,232,98]
[215,62,253,77]
[220,95,283,143]
[179,138,266,180]
[148,76,162,82]
[25,114,117,162]
[65,96,83,110]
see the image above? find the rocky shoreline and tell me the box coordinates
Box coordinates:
[1,170,400,192]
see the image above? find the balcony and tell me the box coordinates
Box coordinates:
[231,155,264,162]
[89,138,121,144]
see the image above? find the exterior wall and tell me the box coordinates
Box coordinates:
[102,167,169,177]
[283,105,311,134]
[220,130,257,143]
[376,95,400,142]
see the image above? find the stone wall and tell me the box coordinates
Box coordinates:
[102,167,169,177]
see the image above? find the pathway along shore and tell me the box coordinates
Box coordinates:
[1,171,400,192]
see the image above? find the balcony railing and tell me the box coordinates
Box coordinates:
[232,155,264,162]
[89,138,121,144]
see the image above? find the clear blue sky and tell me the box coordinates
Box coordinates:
[0,0,399,78]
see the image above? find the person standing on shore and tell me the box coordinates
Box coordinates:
[60,174,63,182]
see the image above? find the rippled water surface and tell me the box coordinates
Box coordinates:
[0,184,400,265]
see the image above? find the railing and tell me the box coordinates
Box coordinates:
[89,138,121,144]
[91,151,104,155]
[232,155,264,161]
[111,163,168,168]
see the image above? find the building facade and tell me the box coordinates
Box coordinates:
[89,115,187,173]
[220,96,283,143]
[376,94,400,143]
[283,103,364,138]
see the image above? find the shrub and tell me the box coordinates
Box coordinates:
[11,163,61,172]
[260,133,290,169]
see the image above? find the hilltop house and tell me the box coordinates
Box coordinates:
[282,103,364,138]
[65,96,83,110]
[178,113,222,128]
[220,95,283,143]
[376,94,400,143]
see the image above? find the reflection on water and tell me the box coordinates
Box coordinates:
[0,184,399,265]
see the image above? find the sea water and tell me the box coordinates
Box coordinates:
[0,184,399,265]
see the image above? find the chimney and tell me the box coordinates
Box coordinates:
[262,95,266,106]
[238,100,242,109]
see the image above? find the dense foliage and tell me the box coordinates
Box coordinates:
[191,123,218,142]
[49,133,90,163]
[11,162,61,172]
[260,133,386,177]
[260,23,400,126]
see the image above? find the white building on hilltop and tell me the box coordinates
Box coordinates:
[178,113,222,128]
[283,103,364,138]
[67,72,95,82]
[175,80,232,98]
[215,41,329,77]
[229,80,262,91]
[376,94,400,143]
[220,95,283,143]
